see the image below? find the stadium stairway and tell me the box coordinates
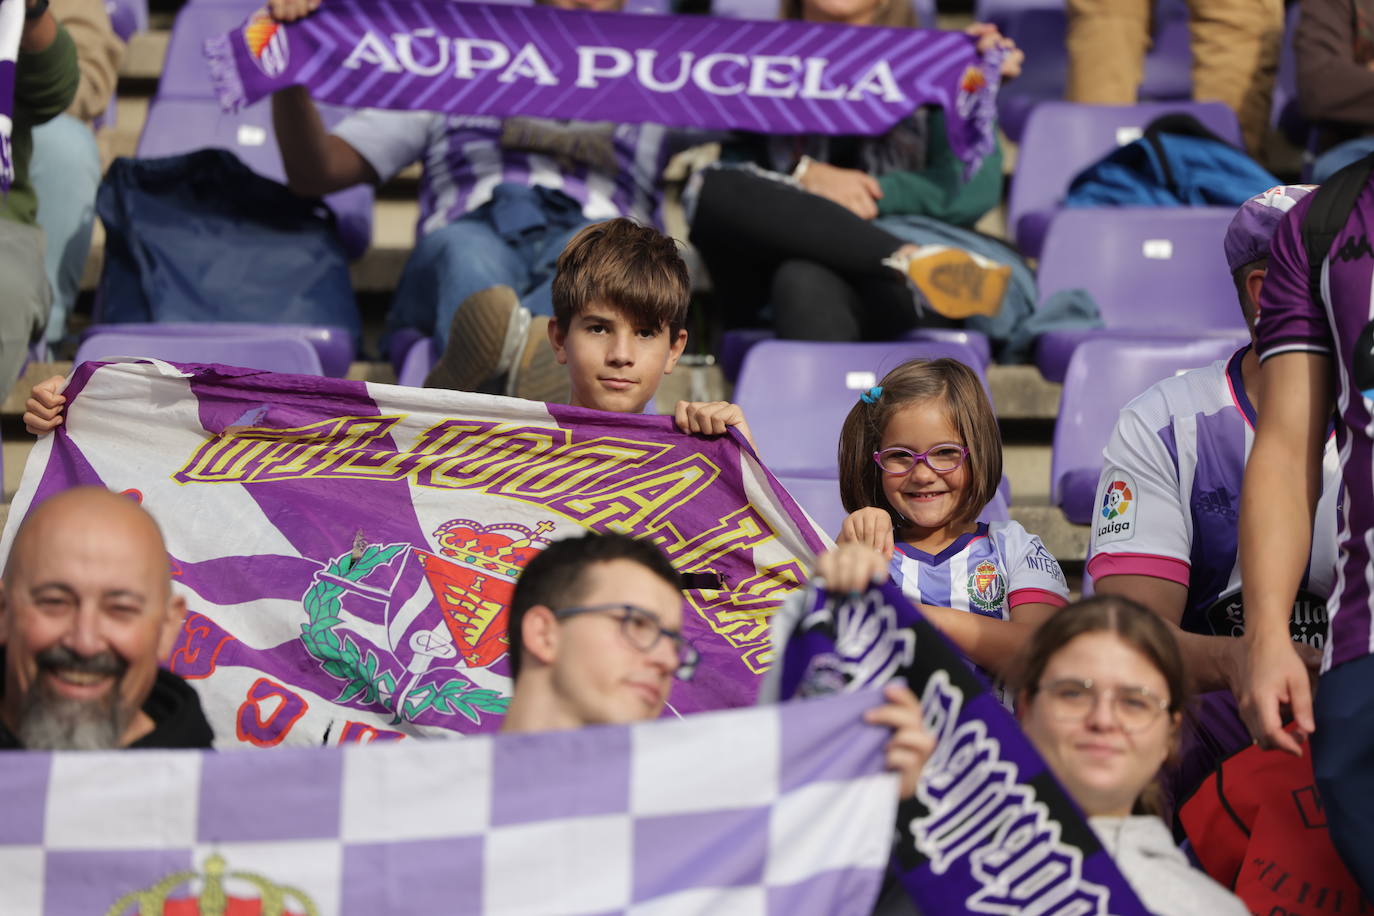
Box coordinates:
[0,13,1089,578]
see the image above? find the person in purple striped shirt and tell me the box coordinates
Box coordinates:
[1241,169,1374,896]
[265,0,692,382]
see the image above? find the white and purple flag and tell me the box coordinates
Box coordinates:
[0,359,829,747]
[203,0,1004,177]
[0,689,898,914]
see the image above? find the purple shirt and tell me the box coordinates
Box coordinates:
[333,111,681,239]
[1256,187,1374,672]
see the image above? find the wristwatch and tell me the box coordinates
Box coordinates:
[25,0,49,21]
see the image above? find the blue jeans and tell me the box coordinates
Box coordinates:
[1313,651,1374,899]
[30,114,101,344]
[1312,137,1374,184]
[386,184,592,349]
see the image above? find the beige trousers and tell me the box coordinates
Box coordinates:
[1064,0,1284,157]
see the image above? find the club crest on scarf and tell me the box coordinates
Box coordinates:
[242,7,288,77]
[298,517,552,729]
[106,853,318,916]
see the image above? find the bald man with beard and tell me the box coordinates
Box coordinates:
[0,487,213,749]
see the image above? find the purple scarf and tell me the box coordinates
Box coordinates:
[0,0,23,192]
[204,0,1003,175]
[771,580,1153,915]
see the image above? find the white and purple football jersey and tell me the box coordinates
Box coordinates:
[1258,186,1374,673]
[1086,347,1341,647]
[890,520,1069,620]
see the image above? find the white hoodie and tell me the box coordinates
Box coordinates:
[1090,815,1250,916]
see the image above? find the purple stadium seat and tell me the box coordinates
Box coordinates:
[735,339,987,477]
[158,2,259,101]
[74,330,326,375]
[732,339,1010,532]
[136,97,374,261]
[718,326,991,383]
[1272,3,1309,149]
[993,0,1194,143]
[1008,100,1242,258]
[81,323,354,378]
[397,336,437,387]
[1032,206,1247,381]
[1052,335,1245,525]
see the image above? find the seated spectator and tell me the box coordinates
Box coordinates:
[1085,185,1337,808]
[1297,0,1374,182]
[836,358,1069,689]
[788,545,1248,916]
[686,6,1023,343]
[1065,0,1281,159]
[0,0,77,394]
[24,219,755,446]
[265,0,696,383]
[1011,596,1248,916]
[30,0,122,346]
[0,487,214,749]
[500,530,932,797]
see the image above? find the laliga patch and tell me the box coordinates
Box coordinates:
[244,7,289,77]
[1095,470,1137,545]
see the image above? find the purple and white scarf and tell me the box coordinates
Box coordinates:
[0,0,24,191]
[205,0,1005,176]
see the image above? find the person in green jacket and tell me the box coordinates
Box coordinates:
[687,4,1022,342]
[0,0,77,392]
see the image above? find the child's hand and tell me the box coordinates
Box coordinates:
[674,401,756,450]
[269,0,319,22]
[23,375,67,436]
[814,542,889,594]
[838,508,895,560]
[864,682,934,799]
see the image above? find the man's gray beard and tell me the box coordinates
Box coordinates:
[18,682,130,751]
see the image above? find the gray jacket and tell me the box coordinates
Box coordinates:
[1090,815,1250,916]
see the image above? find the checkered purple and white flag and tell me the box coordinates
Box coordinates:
[0,690,895,915]
[1,360,830,748]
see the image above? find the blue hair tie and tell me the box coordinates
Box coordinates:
[860,386,883,405]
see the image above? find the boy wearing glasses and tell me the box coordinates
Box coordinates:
[501,532,934,802]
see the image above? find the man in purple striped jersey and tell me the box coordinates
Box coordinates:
[1241,169,1374,896]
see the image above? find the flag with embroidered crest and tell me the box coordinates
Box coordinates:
[0,359,828,747]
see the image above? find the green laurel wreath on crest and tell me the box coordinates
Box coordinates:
[300,544,510,725]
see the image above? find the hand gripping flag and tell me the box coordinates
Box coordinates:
[0,359,830,746]
[764,579,1153,915]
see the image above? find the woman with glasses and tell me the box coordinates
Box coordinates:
[1011,595,1248,916]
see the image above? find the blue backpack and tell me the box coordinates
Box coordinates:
[1063,113,1279,208]
[96,149,361,347]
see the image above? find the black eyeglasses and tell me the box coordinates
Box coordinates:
[553,603,699,681]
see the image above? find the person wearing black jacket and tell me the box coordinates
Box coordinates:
[0,487,213,750]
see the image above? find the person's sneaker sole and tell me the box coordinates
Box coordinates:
[904,247,1012,320]
[424,285,529,391]
[510,316,571,404]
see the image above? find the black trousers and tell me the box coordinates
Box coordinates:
[689,167,949,341]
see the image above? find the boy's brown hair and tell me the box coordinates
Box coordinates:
[837,358,1002,530]
[551,219,691,337]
